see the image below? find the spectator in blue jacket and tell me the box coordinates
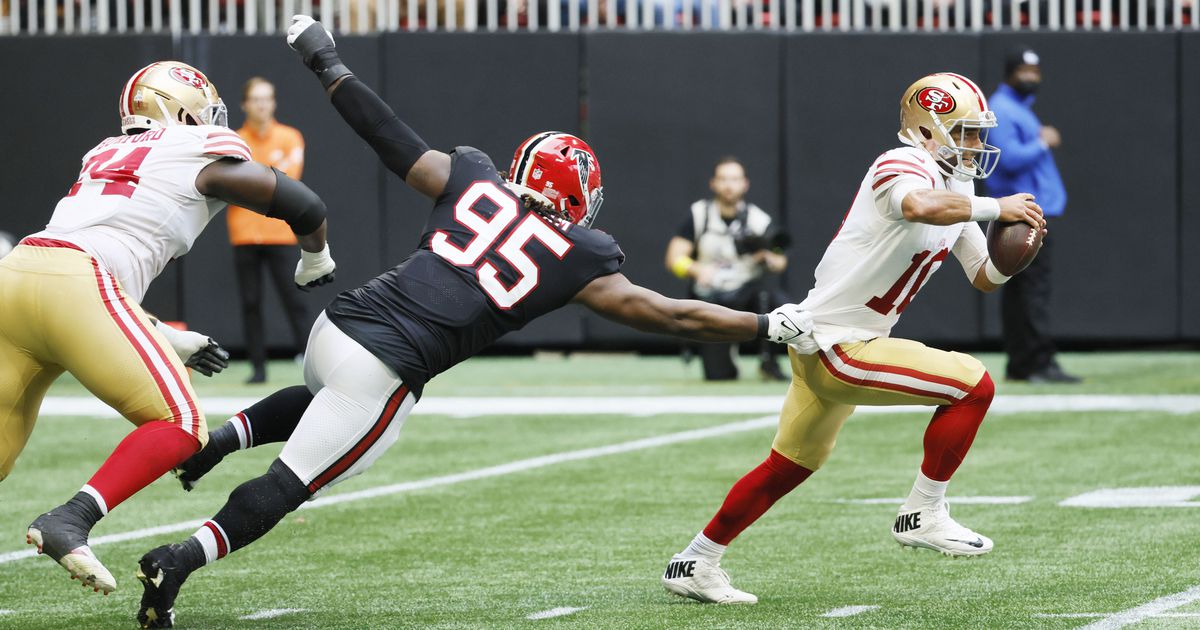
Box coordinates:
[987,47,1080,384]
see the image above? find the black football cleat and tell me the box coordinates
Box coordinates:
[26,508,115,594]
[173,443,228,492]
[137,544,193,628]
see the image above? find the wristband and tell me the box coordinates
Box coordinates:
[300,243,332,266]
[671,255,695,280]
[756,314,769,339]
[983,259,1011,285]
[969,196,1001,222]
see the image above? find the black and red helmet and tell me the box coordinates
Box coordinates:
[507,132,603,227]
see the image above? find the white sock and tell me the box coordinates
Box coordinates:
[191,520,230,564]
[904,470,948,509]
[680,532,726,562]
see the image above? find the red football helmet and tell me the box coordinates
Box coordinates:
[506,132,604,227]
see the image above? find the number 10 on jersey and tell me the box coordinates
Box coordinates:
[865,248,948,316]
[430,181,574,309]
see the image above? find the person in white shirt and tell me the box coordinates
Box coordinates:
[665,157,791,380]
[661,72,1046,605]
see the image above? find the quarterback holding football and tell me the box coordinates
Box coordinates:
[662,72,1047,604]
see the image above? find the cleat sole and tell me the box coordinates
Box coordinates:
[27,527,116,594]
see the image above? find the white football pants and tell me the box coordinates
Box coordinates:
[280,312,416,496]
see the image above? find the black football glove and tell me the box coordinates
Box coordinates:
[155,321,231,377]
[186,340,231,377]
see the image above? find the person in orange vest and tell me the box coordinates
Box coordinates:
[227,77,311,383]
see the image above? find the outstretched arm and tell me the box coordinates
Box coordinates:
[573,273,810,344]
[196,158,336,290]
[287,15,451,199]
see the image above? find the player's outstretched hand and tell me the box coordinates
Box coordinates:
[154,321,231,377]
[764,304,813,344]
[295,244,337,291]
[186,340,232,377]
[997,193,1045,229]
[287,15,335,61]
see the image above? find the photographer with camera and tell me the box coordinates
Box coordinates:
[665,157,791,381]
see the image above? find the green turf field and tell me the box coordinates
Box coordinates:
[1,352,1198,629]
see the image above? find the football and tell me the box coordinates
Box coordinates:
[986,220,1043,276]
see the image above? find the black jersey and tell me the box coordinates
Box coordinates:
[325,147,624,397]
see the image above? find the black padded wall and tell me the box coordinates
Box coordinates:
[585,31,784,345]
[1179,33,1200,339]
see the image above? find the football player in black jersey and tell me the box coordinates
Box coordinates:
[132,16,812,628]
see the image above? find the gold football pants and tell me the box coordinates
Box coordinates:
[772,337,987,470]
[0,240,206,482]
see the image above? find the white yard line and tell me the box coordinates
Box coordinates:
[34,394,1200,419]
[0,415,777,565]
[527,607,588,620]
[1059,487,1200,508]
[1037,612,1200,619]
[1077,585,1200,629]
[238,608,308,620]
[822,605,880,617]
[834,496,1032,505]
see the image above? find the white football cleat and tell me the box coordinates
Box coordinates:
[661,554,758,604]
[891,501,993,557]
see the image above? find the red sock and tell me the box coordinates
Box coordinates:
[920,373,995,481]
[85,420,200,512]
[702,450,813,545]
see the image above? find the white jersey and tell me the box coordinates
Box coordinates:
[34,125,251,302]
[796,146,989,353]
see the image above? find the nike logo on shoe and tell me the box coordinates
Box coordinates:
[947,538,985,548]
[893,512,922,533]
[664,559,697,580]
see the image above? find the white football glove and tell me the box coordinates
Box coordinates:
[154,321,230,377]
[295,243,337,291]
[287,15,334,50]
[764,304,813,344]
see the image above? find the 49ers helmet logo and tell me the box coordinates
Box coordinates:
[916,87,955,114]
[169,66,208,89]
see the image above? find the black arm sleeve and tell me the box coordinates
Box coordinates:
[329,77,431,180]
[268,168,326,236]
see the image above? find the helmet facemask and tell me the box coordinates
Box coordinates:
[930,113,1000,181]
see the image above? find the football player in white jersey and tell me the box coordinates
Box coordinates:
[0,61,337,595]
[661,73,1047,604]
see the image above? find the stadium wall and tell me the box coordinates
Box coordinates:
[0,32,1192,351]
